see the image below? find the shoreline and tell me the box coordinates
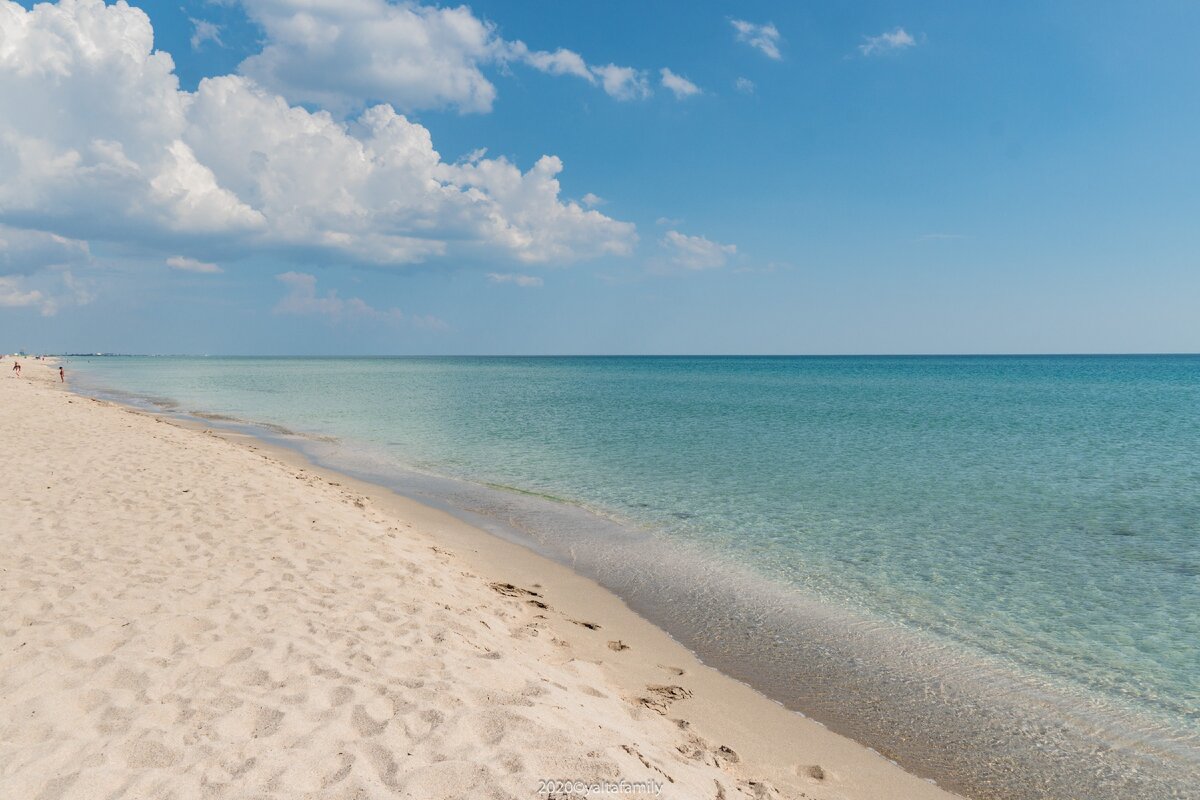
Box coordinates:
[2,358,960,799]
[59,357,1200,800]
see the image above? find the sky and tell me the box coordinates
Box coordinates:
[1,0,1198,355]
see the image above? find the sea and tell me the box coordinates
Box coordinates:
[65,355,1200,799]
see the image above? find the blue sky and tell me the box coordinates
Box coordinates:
[1,0,1197,354]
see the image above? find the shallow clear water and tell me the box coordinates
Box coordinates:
[66,355,1200,798]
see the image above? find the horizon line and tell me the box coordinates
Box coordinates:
[41,352,1200,359]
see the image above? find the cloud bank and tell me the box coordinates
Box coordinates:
[235,0,672,112]
[0,0,636,275]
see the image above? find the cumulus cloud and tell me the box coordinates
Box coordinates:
[0,1,265,244]
[0,271,92,316]
[581,193,604,207]
[167,255,223,273]
[237,0,502,114]
[512,44,593,81]
[660,230,736,271]
[234,0,658,111]
[660,68,700,99]
[735,77,756,95]
[859,28,917,56]
[731,19,782,60]
[508,43,652,101]
[486,272,543,287]
[0,277,44,310]
[508,45,657,101]
[0,0,635,272]
[0,203,91,319]
[590,64,652,101]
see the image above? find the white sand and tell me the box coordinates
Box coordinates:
[0,359,959,800]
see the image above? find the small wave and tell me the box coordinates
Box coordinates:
[482,481,574,505]
[189,410,338,444]
[189,411,240,423]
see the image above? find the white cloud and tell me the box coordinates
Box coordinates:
[655,216,682,227]
[513,45,593,82]
[0,0,265,243]
[440,152,637,263]
[166,255,223,273]
[735,77,756,95]
[487,272,543,287]
[581,193,604,207]
[0,0,636,271]
[190,18,223,51]
[0,271,92,316]
[859,28,917,56]
[660,230,737,271]
[731,19,782,60]
[590,64,652,101]
[660,68,700,99]
[234,0,659,111]
[509,43,654,101]
[237,0,502,114]
[0,277,43,310]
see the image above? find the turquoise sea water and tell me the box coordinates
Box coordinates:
[67,355,1199,798]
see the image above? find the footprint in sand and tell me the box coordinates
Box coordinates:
[215,703,284,740]
[488,581,541,599]
[195,643,254,668]
[715,745,740,766]
[123,738,180,769]
[569,619,601,630]
[637,684,693,715]
[281,751,355,792]
[329,685,355,706]
[351,696,395,736]
[362,741,400,787]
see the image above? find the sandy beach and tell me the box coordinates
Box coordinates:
[0,359,958,800]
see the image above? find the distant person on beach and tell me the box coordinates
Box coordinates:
[59,366,65,382]
[11,360,20,376]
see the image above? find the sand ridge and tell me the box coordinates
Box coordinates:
[0,360,958,800]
